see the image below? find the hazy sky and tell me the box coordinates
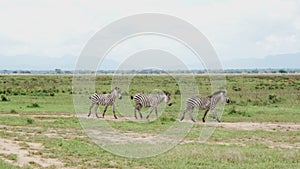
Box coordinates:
[1,0,300,69]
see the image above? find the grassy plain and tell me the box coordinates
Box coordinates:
[0,74,299,168]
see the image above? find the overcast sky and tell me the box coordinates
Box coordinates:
[1,0,300,70]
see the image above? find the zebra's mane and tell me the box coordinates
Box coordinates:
[211,90,226,97]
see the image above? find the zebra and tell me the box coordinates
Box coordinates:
[88,87,122,119]
[131,91,172,119]
[180,91,230,123]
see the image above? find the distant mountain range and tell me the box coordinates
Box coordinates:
[1,52,299,70]
[223,52,300,69]
[0,54,119,70]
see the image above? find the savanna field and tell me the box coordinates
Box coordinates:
[0,74,299,168]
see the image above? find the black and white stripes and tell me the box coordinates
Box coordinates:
[88,87,122,119]
[180,91,230,122]
[88,88,229,122]
[131,92,172,119]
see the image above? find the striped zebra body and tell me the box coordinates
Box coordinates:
[132,92,172,119]
[180,91,230,123]
[90,94,115,106]
[88,87,122,119]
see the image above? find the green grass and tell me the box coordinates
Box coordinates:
[0,159,22,169]
[1,74,299,121]
[0,74,299,168]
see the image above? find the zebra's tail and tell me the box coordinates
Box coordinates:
[88,96,91,99]
[130,96,134,100]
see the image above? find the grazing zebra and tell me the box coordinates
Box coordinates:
[131,91,172,119]
[88,87,122,119]
[180,91,230,123]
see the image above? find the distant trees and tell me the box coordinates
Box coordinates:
[0,68,299,74]
[279,69,287,73]
[55,68,62,74]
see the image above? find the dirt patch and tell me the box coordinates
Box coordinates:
[219,122,300,132]
[0,138,64,168]
[0,114,20,117]
[80,115,300,132]
[77,114,138,122]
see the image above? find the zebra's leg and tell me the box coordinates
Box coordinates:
[146,107,155,119]
[134,103,142,119]
[180,108,187,121]
[137,104,143,119]
[202,109,209,123]
[134,105,138,119]
[112,104,117,119]
[189,109,196,122]
[155,107,158,118]
[94,104,100,118]
[102,105,108,118]
[88,103,94,117]
[212,109,220,122]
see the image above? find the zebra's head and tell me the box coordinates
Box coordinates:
[213,90,230,103]
[163,91,172,106]
[112,87,122,99]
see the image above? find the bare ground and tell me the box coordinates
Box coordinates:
[219,122,300,132]
[0,138,64,168]
[1,114,300,168]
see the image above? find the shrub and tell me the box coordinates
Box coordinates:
[228,106,250,117]
[232,86,241,91]
[10,109,17,114]
[27,103,40,108]
[175,89,181,95]
[6,88,12,94]
[26,118,34,124]
[268,94,282,103]
[7,154,17,161]
[1,95,9,101]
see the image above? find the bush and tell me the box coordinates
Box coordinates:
[26,118,34,124]
[27,103,40,108]
[232,86,241,91]
[268,94,282,104]
[175,89,181,95]
[10,109,17,114]
[228,106,250,117]
[1,95,9,101]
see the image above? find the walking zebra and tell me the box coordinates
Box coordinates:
[88,87,122,119]
[131,91,172,119]
[180,91,230,123]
